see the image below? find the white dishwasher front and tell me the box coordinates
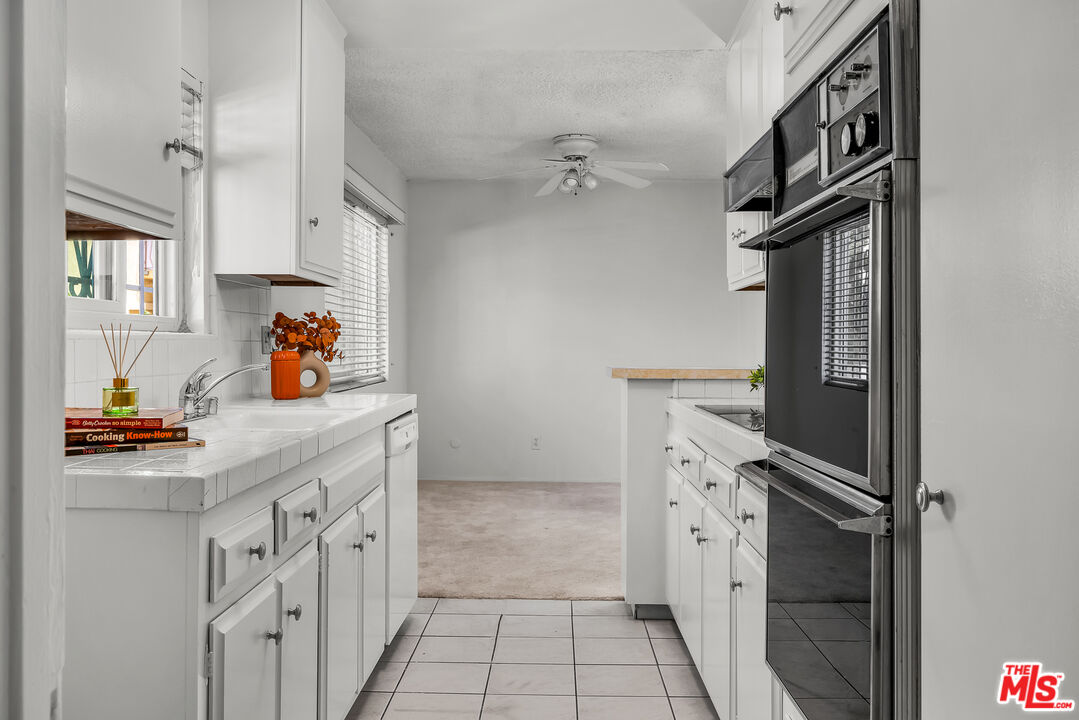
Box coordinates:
[385,411,418,642]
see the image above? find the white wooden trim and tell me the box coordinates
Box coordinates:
[783,0,858,74]
[345,163,407,226]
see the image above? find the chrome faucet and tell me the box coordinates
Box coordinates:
[178,357,269,421]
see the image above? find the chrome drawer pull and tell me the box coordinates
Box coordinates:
[265,629,283,645]
[365,530,378,543]
[689,524,700,535]
[680,457,690,467]
[287,604,303,621]
[730,579,743,591]
[353,541,364,551]
[664,444,673,452]
[705,479,717,490]
[668,499,678,508]
[739,509,754,524]
[303,506,318,522]
[696,534,709,546]
[248,542,267,560]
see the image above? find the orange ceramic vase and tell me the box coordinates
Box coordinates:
[270,350,301,400]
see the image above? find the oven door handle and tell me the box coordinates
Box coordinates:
[737,461,893,537]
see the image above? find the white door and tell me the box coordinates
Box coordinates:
[734,539,771,720]
[359,484,388,683]
[920,1,1079,716]
[298,0,344,284]
[320,507,361,720]
[679,482,707,667]
[665,467,683,620]
[277,543,320,720]
[701,503,737,719]
[208,578,279,720]
[66,0,181,233]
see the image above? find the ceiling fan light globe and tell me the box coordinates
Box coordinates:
[558,182,573,194]
[582,173,599,190]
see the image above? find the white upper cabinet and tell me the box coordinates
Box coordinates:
[66,0,182,238]
[209,0,345,286]
[776,0,888,98]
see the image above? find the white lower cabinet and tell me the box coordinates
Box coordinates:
[701,503,737,719]
[734,540,771,720]
[679,482,708,667]
[665,467,683,622]
[358,485,387,681]
[208,579,279,720]
[277,544,320,720]
[320,507,362,720]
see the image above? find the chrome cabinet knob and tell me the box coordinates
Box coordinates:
[287,604,303,621]
[265,629,283,645]
[689,524,700,535]
[829,83,847,93]
[730,579,743,591]
[914,482,945,512]
[165,138,181,154]
[664,444,673,452]
[696,534,709,546]
[353,541,364,550]
[248,542,267,560]
[680,457,690,467]
[815,121,828,129]
[739,509,754,524]
[366,530,378,543]
[705,480,717,490]
[668,499,678,508]
[303,507,318,522]
[850,62,872,72]
[309,217,319,227]
[773,2,792,20]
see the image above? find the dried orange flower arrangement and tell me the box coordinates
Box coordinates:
[271,311,343,362]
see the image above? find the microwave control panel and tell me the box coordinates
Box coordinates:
[817,18,891,184]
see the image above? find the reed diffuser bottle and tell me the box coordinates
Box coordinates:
[99,323,157,416]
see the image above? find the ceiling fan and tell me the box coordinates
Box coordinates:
[481,134,670,197]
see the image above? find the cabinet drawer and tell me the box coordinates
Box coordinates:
[676,439,705,487]
[735,475,768,557]
[702,456,736,514]
[321,446,384,519]
[210,507,275,602]
[275,479,322,555]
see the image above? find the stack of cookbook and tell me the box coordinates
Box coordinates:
[64,408,204,457]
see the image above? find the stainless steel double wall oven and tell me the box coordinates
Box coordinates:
[736,12,896,720]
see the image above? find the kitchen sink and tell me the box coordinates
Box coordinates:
[188,408,351,431]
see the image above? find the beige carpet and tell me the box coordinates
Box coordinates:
[418,480,622,600]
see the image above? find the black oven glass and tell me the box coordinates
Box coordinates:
[765,210,870,479]
[767,476,872,720]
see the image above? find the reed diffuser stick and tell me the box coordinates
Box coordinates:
[123,326,159,378]
[99,324,118,376]
[120,324,132,376]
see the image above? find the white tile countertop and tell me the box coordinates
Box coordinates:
[64,393,417,513]
[666,397,768,462]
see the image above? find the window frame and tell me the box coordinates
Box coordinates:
[66,238,180,332]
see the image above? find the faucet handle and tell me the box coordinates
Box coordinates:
[182,358,217,390]
[207,397,219,415]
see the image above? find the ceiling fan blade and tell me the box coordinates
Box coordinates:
[535,171,567,197]
[478,165,562,181]
[589,165,652,189]
[593,160,670,172]
[540,158,574,163]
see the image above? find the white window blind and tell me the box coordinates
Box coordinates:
[325,195,390,385]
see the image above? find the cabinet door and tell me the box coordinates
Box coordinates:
[278,544,320,720]
[665,467,683,620]
[66,0,181,235]
[320,507,361,720]
[701,504,737,720]
[725,34,744,162]
[740,2,764,149]
[298,0,345,284]
[760,0,785,123]
[734,540,771,720]
[678,482,707,667]
[358,485,388,683]
[208,578,279,720]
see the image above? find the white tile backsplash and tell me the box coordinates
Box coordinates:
[64,279,271,409]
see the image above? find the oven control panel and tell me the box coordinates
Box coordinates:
[817,19,891,183]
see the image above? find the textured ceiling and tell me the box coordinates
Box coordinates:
[331,0,738,181]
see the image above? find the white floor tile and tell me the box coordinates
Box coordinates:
[574,638,656,665]
[576,664,667,696]
[435,598,508,614]
[498,615,572,638]
[644,620,681,638]
[572,600,632,616]
[412,597,438,614]
[382,635,419,663]
[486,663,576,695]
[412,636,496,663]
[399,613,431,636]
[347,692,391,720]
[396,662,491,694]
[578,696,675,720]
[481,695,576,720]
[384,693,483,720]
[424,613,501,637]
[502,599,572,615]
[651,638,693,665]
[362,662,407,692]
[669,696,722,720]
[659,665,709,697]
[493,637,574,664]
[574,615,649,639]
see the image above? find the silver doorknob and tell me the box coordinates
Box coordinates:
[303,507,318,522]
[689,524,700,535]
[366,530,378,543]
[309,217,319,227]
[705,480,717,490]
[680,457,691,466]
[669,499,678,508]
[730,579,743,590]
[739,509,754,524]
[165,138,181,154]
[915,482,945,512]
[248,542,267,560]
[696,534,708,546]
[265,629,283,645]
[287,604,303,620]
[774,2,792,20]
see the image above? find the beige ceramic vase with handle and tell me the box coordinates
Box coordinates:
[298,349,331,397]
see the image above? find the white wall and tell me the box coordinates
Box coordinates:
[407,180,765,483]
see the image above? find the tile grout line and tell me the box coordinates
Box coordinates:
[647,616,679,720]
[571,601,580,720]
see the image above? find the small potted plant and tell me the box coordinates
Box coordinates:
[748,364,764,393]
[269,311,342,398]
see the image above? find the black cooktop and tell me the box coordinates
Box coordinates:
[695,404,765,432]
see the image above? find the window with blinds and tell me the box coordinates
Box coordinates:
[821,212,871,390]
[325,196,390,385]
[180,79,203,170]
